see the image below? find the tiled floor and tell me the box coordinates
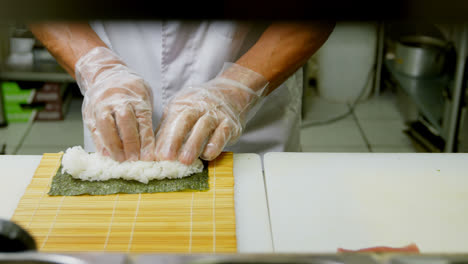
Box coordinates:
[301,86,417,153]
[0,87,417,155]
[1,98,83,155]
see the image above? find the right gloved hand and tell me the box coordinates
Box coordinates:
[154,63,268,165]
[75,47,155,162]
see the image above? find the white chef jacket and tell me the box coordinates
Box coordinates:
[84,20,303,156]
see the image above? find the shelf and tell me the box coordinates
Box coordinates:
[385,59,448,133]
[0,70,74,83]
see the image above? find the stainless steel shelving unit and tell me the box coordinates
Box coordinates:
[0,70,74,83]
[380,23,468,152]
[445,24,468,152]
[384,59,448,134]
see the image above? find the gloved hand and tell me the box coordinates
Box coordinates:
[76,47,155,162]
[154,63,268,165]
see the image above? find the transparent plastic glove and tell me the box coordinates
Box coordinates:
[154,63,268,165]
[75,47,155,162]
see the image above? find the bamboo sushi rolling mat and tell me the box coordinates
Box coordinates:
[12,152,236,253]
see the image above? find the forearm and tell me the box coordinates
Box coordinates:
[28,22,107,78]
[235,21,335,94]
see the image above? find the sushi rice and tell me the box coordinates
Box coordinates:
[61,146,204,184]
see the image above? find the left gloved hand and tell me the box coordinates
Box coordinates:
[154,63,268,165]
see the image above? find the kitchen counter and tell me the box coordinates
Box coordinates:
[0,154,273,253]
[4,152,468,254]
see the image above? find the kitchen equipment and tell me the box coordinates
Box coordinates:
[12,152,236,253]
[9,37,34,54]
[264,152,468,253]
[316,22,377,103]
[384,58,447,136]
[404,120,445,152]
[394,81,419,124]
[6,37,35,71]
[394,35,451,77]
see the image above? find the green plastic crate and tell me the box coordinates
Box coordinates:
[2,82,36,122]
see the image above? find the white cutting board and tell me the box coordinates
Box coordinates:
[264,152,468,253]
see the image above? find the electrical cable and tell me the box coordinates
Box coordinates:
[301,64,377,128]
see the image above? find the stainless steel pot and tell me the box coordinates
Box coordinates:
[394,35,450,78]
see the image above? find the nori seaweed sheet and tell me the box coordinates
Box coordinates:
[48,161,209,196]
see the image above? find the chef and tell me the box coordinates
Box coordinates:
[29,21,334,164]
